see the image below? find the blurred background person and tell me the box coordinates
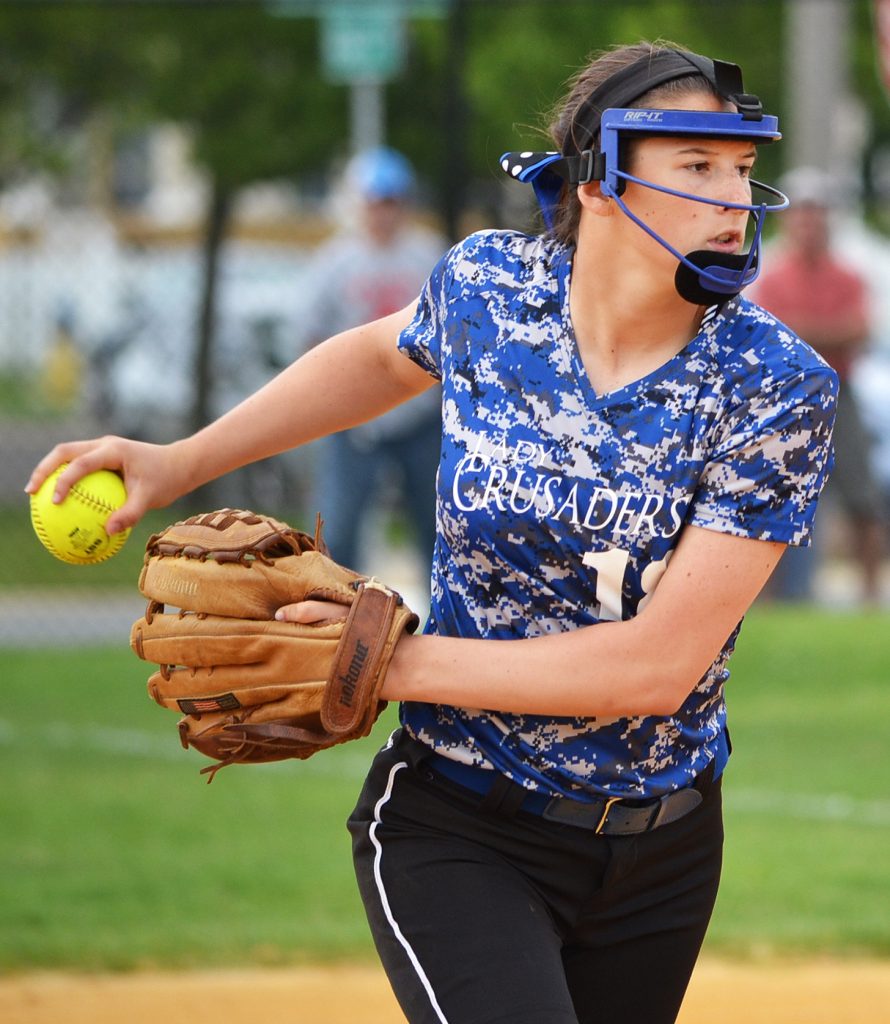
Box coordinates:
[297,146,447,578]
[752,166,886,606]
[39,305,84,414]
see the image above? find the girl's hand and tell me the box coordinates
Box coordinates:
[275,600,350,624]
[24,435,193,535]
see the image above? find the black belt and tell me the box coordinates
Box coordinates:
[422,747,713,837]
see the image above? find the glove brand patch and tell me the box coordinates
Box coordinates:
[338,639,369,707]
[178,693,241,715]
[153,572,200,598]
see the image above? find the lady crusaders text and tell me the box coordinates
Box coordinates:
[449,436,686,540]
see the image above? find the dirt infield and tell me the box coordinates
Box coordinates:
[3,958,890,1023]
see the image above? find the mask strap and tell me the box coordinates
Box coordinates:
[500,150,606,229]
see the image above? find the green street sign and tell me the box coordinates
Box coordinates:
[320,3,406,83]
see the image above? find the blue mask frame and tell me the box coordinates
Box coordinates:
[501,106,790,304]
[598,107,788,300]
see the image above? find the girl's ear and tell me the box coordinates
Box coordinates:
[577,181,613,217]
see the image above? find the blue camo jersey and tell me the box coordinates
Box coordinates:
[396,229,837,800]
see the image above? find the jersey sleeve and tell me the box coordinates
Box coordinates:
[396,247,453,380]
[688,363,838,546]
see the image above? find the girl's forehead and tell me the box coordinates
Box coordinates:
[645,91,730,115]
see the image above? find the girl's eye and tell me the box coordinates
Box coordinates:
[688,162,710,173]
[739,165,753,178]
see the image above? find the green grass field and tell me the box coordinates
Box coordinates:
[2,606,889,973]
[0,505,195,589]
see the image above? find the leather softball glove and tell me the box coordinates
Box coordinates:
[130,508,419,781]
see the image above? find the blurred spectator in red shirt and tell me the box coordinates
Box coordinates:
[752,167,886,605]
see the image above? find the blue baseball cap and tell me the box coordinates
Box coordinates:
[349,147,416,201]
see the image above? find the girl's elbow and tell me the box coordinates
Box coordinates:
[643,666,703,717]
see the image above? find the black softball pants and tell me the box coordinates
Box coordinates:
[348,730,724,1024]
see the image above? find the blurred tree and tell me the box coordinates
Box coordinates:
[0,7,148,181]
[854,0,890,228]
[127,7,346,432]
[0,5,346,434]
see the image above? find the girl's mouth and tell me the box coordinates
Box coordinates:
[707,231,742,254]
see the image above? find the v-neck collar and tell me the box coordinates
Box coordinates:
[553,246,731,408]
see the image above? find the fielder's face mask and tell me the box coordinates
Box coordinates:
[500,49,789,305]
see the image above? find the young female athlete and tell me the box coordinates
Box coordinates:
[27,41,837,1024]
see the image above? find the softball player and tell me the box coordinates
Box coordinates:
[29,40,837,1024]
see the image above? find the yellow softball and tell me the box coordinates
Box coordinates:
[30,464,131,565]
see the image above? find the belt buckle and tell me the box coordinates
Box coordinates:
[594,796,622,835]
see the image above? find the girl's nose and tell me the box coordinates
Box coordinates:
[719,173,753,211]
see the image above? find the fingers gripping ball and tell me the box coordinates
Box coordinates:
[30,464,131,564]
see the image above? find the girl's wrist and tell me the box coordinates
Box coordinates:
[384,633,424,702]
[166,435,216,498]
